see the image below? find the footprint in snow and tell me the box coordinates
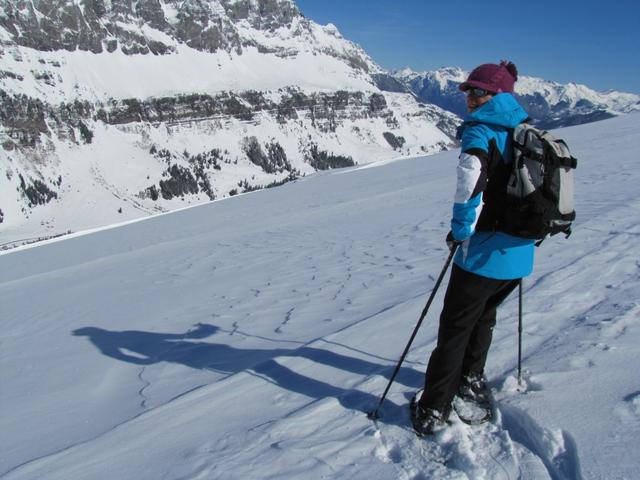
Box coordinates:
[569,356,596,369]
[623,391,640,417]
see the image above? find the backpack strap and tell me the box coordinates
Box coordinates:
[554,156,578,169]
[475,137,511,233]
[514,135,578,169]
[516,144,578,169]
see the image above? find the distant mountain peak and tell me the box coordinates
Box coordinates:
[391,66,640,128]
[393,67,418,77]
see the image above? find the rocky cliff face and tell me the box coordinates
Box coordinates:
[0,0,459,244]
[1,0,297,55]
[0,0,372,77]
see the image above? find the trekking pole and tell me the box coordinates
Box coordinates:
[368,244,458,420]
[518,279,523,387]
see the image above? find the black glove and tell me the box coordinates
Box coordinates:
[446,231,462,252]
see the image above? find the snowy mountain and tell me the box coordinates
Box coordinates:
[0,0,459,245]
[393,66,640,128]
[1,114,639,479]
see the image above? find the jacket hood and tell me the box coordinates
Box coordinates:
[465,93,528,129]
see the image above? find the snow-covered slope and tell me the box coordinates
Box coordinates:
[394,66,640,128]
[2,114,639,479]
[0,0,459,243]
[0,89,456,247]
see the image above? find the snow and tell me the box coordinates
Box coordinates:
[0,42,376,102]
[0,89,455,246]
[1,113,639,479]
[394,66,466,90]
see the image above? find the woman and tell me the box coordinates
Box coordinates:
[411,61,535,436]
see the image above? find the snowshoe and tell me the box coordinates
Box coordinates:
[410,391,449,437]
[452,394,493,425]
[458,373,490,404]
[453,374,493,425]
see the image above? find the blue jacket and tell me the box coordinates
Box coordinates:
[452,93,535,280]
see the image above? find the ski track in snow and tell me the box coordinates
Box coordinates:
[89,163,162,216]
[1,115,639,479]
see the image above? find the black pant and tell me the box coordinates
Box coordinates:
[419,264,519,411]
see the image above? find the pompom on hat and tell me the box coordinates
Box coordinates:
[459,60,518,94]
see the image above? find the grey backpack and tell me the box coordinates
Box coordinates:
[502,124,577,240]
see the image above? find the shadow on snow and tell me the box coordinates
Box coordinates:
[73,323,421,425]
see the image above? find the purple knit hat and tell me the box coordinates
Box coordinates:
[459,60,518,93]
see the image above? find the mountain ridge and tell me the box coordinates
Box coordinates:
[392,66,640,128]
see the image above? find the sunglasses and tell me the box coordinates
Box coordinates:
[466,87,493,98]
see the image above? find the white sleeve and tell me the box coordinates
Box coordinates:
[454,152,483,204]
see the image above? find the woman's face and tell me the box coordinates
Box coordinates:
[465,89,494,112]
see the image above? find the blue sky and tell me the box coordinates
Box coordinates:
[295,0,640,94]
